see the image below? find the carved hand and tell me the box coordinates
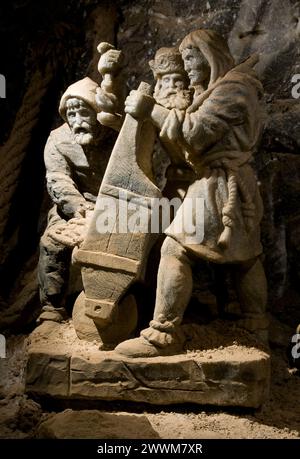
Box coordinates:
[98,49,123,75]
[48,217,87,248]
[124,90,155,120]
[96,87,118,113]
[75,201,95,219]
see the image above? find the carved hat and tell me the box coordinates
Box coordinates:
[149,47,187,79]
[59,77,99,121]
[179,29,235,87]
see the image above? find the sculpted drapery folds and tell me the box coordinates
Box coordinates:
[37,30,268,357]
[161,31,265,263]
[148,47,194,194]
[38,77,114,323]
[116,29,268,358]
[23,28,275,410]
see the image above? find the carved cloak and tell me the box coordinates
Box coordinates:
[160,58,265,263]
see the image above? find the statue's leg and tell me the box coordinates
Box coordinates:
[115,236,194,357]
[37,229,71,322]
[234,257,268,343]
[153,236,194,323]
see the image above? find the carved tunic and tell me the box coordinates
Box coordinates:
[44,123,111,224]
[160,60,264,263]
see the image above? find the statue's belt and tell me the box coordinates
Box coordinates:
[191,150,253,176]
[166,151,253,182]
[166,166,196,182]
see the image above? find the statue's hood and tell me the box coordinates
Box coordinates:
[179,29,235,87]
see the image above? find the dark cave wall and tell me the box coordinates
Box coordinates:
[0,0,300,330]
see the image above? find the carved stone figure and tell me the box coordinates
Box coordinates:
[149,47,194,194]
[95,42,125,132]
[71,48,192,347]
[72,80,160,348]
[26,32,270,409]
[38,77,114,322]
[150,47,191,111]
[116,29,268,357]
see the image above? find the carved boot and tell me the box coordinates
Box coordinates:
[115,315,185,357]
[37,305,68,324]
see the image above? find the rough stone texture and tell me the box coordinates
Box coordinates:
[26,321,270,408]
[117,0,300,98]
[1,331,299,439]
[262,100,300,154]
[1,0,300,436]
[257,150,300,319]
[0,335,43,438]
[73,82,160,346]
[1,0,299,333]
[37,410,160,439]
[0,0,299,338]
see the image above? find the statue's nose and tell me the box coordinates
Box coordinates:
[75,112,83,124]
[184,61,191,72]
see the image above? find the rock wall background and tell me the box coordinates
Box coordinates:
[0,0,300,331]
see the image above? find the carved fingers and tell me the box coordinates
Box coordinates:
[98,49,123,76]
[124,90,155,120]
[96,87,118,113]
[48,218,87,247]
[70,200,93,219]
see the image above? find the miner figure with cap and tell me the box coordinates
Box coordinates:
[149,47,194,194]
[38,77,115,323]
[116,29,268,357]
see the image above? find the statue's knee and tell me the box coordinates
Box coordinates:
[40,226,67,255]
[161,237,186,259]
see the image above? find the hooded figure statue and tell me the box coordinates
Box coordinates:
[160,29,265,263]
[38,77,115,323]
[115,29,268,358]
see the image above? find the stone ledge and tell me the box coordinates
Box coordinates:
[26,320,270,408]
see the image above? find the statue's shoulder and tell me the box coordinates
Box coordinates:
[46,123,80,159]
[48,123,72,144]
[46,123,85,164]
[221,56,263,96]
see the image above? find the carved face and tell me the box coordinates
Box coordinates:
[181,47,210,87]
[154,72,191,110]
[160,73,186,91]
[66,98,99,145]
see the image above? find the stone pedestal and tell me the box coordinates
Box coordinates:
[26,320,270,408]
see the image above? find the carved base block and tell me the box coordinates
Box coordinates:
[26,320,270,408]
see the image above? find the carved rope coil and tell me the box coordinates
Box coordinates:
[141,315,183,348]
[221,170,238,229]
[217,161,255,249]
[237,173,256,232]
[149,314,181,332]
[0,64,53,247]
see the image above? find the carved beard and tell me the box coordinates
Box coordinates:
[72,123,95,145]
[154,88,191,110]
[74,132,94,145]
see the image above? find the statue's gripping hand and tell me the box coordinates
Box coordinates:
[71,200,94,219]
[96,87,118,113]
[124,90,155,121]
[98,48,123,75]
